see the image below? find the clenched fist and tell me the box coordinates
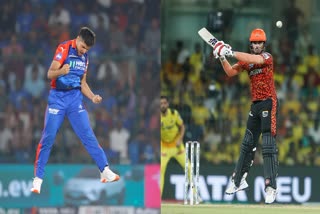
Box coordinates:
[213,41,233,58]
[61,64,70,75]
[92,94,102,104]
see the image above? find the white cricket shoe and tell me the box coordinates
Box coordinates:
[100,166,120,183]
[31,177,43,194]
[225,173,249,195]
[265,186,277,204]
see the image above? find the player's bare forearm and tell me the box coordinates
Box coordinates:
[81,81,95,100]
[47,61,70,80]
[81,73,102,103]
[220,57,240,77]
[47,69,64,79]
[233,51,264,64]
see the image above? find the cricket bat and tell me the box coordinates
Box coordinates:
[197,27,219,48]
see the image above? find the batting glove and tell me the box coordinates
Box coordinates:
[213,41,233,58]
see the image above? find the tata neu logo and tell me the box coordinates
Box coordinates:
[170,175,312,203]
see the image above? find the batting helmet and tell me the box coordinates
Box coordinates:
[249,28,267,42]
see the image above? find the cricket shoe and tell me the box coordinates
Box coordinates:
[265,186,277,204]
[100,166,120,183]
[225,173,249,195]
[30,177,43,194]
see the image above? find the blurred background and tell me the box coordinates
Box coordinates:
[161,0,320,204]
[0,0,160,213]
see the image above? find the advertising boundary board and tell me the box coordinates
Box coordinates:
[162,162,320,204]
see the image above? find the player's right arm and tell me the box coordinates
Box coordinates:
[47,61,70,80]
[219,57,242,77]
[233,51,264,64]
[47,43,71,80]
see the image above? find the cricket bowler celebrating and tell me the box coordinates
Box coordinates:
[31,27,119,194]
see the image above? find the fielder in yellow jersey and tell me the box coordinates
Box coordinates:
[160,95,187,197]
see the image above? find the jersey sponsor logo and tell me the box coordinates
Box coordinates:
[48,108,60,114]
[249,68,262,76]
[55,53,62,60]
[69,60,86,70]
[262,111,268,117]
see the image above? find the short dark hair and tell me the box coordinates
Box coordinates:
[160,95,169,101]
[78,27,96,47]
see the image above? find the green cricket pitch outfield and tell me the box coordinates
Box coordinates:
[161,203,320,214]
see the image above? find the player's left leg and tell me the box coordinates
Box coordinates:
[174,144,187,171]
[226,103,261,194]
[260,98,279,204]
[174,143,190,187]
[225,129,256,194]
[31,92,67,194]
[67,96,119,183]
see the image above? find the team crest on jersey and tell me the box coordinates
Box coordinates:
[262,111,268,117]
[55,53,62,60]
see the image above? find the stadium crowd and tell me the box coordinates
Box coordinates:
[161,19,320,167]
[0,0,160,165]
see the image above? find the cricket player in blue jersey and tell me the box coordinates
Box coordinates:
[31,27,120,194]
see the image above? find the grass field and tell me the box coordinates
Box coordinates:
[161,203,320,214]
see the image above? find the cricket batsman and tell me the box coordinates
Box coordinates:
[212,28,279,204]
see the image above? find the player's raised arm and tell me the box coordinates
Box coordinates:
[218,56,242,77]
[47,61,70,79]
[232,51,264,64]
